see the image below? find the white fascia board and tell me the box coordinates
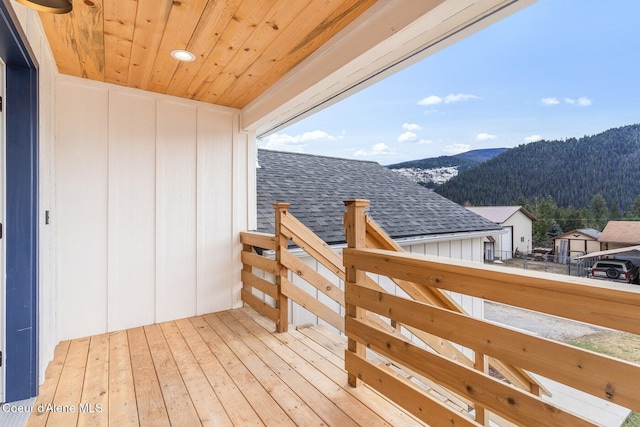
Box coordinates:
[267,229,505,258]
[242,0,536,136]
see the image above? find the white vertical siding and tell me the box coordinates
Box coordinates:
[56,84,110,338]
[155,100,198,322]
[107,93,156,331]
[196,108,235,314]
[55,76,249,341]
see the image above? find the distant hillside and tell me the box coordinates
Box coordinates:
[455,148,508,163]
[387,148,507,187]
[436,124,640,211]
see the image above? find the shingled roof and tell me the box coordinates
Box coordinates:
[256,150,501,244]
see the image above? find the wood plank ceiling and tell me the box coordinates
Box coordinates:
[39,0,377,109]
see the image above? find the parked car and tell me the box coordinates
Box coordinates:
[590,259,639,284]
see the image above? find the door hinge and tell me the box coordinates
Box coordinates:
[0,351,3,367]
[0,95,3,112]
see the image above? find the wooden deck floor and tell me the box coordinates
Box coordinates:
[27,307,426,427]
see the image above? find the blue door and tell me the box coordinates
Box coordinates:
[0,2,39,401]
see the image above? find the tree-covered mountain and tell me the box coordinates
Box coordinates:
[388,148,507,171]
[455,148,508,163]
[386,148,507,188]
[435,124,640,211]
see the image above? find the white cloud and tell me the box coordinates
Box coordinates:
[541,97,560,106]
[442,143,471,154]
[259,130,339,152]
[476,132,497,141]
[417,95,443,106]
[417,93,479,106]
[397,131,418,142]
[443,93,479,103]
[576,96,592,106]
[544,96,592,107]
[354,143,394,157]
[402,123,422,131]
[418,139,433,145]
[524,134,543,143]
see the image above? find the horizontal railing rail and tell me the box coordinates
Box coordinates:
[240,203,347,333]
[343,199,640,426]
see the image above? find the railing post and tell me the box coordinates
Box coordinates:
[344,199,369,387]
[274,203,290,333]
[474,352,490,425]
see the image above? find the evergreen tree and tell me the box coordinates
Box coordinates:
[590,194,608,230]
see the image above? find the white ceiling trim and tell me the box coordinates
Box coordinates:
[242,0,536,137]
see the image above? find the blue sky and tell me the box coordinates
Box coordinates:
[258,0,640,165]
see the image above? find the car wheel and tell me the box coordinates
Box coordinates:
[606,267,620,279]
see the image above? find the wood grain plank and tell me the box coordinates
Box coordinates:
[108,330,139,427]
[146,0,210,94]
[180,0,274,100]
[176,317,264,426]
[128,327,170,427]
[219,0,377,108]
[350,282,640,410]
[69,0,105,80]
[46,337,90,426]
[343,247,640,334]
[345,352,481,427]
[242,307,426,427]
[103,0,138,85]
[346,317,593,427]
[241,288,279,322]
[281,276,344,332]
[77,334,109,427]
[281,249,345,305]
[241,251,278,275]
[39,13,83,77]
[230,309,400,427]
[159,321,233,427]
[127,0,173,89]
[164,0,243,98]
[240,231,277,250]
[196,0,312,103]
[218,310,359,427]
[26,341,71,427]
[190,315,294,425]
[143,324,201,427]
[204,312,323,426]
[241,270,278,299]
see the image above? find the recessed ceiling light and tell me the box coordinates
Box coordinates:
[171,50,196,62]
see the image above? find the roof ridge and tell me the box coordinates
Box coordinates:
[258,148,379,164]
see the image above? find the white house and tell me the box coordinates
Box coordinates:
[466,205,536,260]
[0,0,536,404]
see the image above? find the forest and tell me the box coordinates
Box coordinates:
[433,123,640,246]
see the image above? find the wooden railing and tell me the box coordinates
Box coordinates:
[343,199,640,426]
[241,201,550,422]
[241,203,346,333]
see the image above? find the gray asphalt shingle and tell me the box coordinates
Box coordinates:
[256,150,501,244]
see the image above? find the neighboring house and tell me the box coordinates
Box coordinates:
[256,150,504,325]
[599,221,640,249]
[553,228,603,260]
[0,0,535,404]
[466,206,536,260]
